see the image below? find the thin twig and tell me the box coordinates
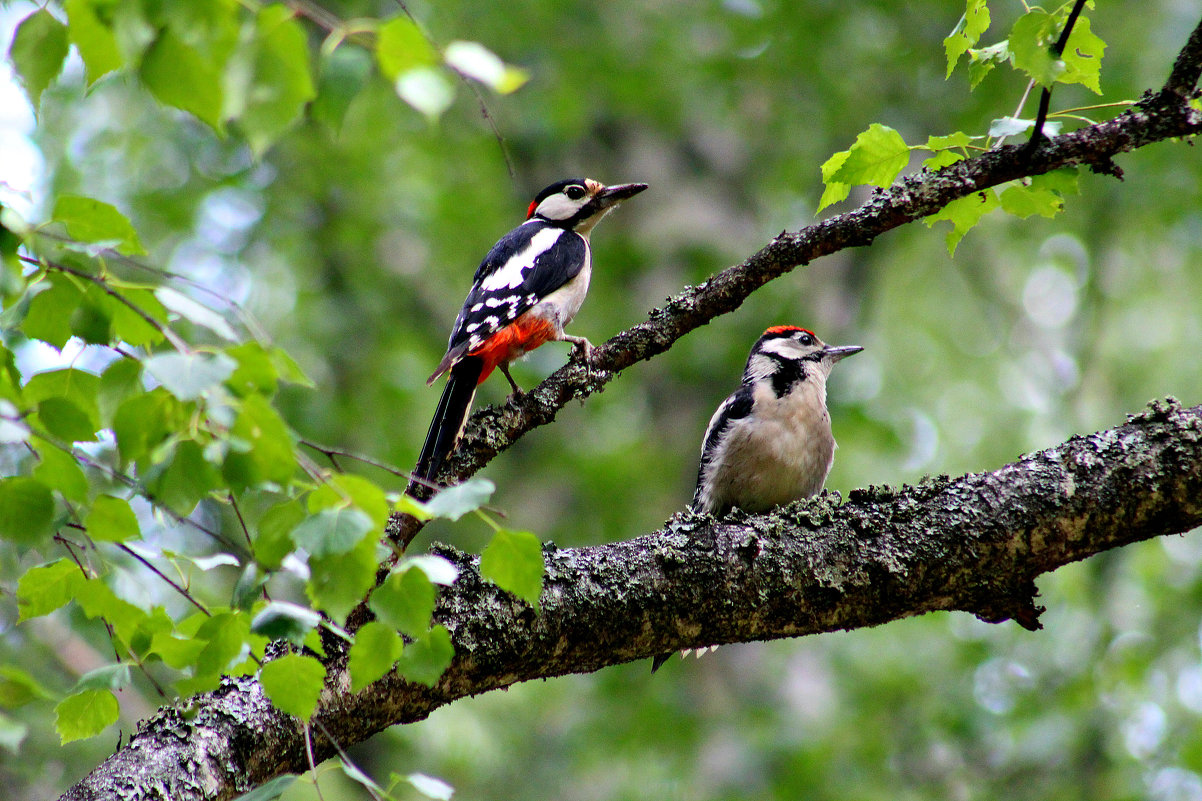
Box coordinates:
[115,543,212,617]
[1024,0,1089,152]
[299,439,412,478]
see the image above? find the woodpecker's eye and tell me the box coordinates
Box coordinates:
[797,333,814,346]
[564,185,587,200]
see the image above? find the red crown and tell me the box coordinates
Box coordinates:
[763,325,814,337]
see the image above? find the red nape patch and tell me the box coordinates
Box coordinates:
[527,199,538,219]
[764,325,813,337]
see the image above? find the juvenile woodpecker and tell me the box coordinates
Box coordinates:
[692,325,862,516]
[652,326,861,672]
[413,178,647,484]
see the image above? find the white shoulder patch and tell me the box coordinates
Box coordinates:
[480,227,564,291]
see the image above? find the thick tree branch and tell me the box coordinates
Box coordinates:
[65,400,1202,801]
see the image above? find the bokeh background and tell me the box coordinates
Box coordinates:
[3,0,1202,798]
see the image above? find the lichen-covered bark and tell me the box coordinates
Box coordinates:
[63,401,1202,801]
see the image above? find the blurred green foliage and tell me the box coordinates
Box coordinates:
[2,0,1202,799]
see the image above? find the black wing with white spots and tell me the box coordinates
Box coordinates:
[445,219,588,356]
[691,384,755,509]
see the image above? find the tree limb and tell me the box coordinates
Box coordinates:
[64,399,1202,800]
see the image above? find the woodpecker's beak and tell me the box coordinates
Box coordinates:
[594,182,648,209]
[823,344,864,363]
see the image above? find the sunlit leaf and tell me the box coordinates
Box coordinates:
[480,529,545,609]
[73,663,132,692]
[259,653,325,721]
[942,0,990,78]
[827,124,910,188]
[375,16,435,80]
[1009,10,1064,88]
[1000,183,1064,219]
[923,189,1000,255]
[21,274,83,348]
[307,474,390,529]
[403,555,459,586]
[399,773,455,801]
[51,195,145,256]
[348,620,402,692]
[306,539,377,620]
[8,9,70,110]
[16,559,84,621]
[444,41,527,94]
[144,352,237,401]
[1061,15,1106,94]
[140,27,225,131]
[55,689,118,744]
[156,287,238,341]
[396,67,455,121]
[63,0,122,85]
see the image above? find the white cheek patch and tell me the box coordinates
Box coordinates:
[480,227,564,291]
[533,194,584,221]
[759,338,807,361]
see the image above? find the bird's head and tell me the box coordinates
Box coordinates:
[526,178,648,233]
[746,325,863,383]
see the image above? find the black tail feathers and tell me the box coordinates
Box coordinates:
[413,358,482,486]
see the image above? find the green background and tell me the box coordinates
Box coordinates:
[3,0,1202,798]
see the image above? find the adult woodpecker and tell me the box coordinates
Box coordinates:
[652,325,861,672]
[413,178,647,485]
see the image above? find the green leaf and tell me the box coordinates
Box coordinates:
[924,150,964,170]
[55,689,118,744]
[73,662,132,692]
[308,474,390,529]
[424,478,494,521]
[1009,10,1064,88]
[223,394,297,490]
[250,601,322,645]
[0,477,55,545]
[395,67,455,121]
[817,148,851,212]
[64,0,123,85]
[229,5,316,156]
[254,500,305,569]
[827,124,910,188]
[69,290,112,344]
[8,10,70,109]
[369,567,436,638]
[107,286,168,348]
[144,351,237,401]
[37,397,97,442]
[140,27,226,132]
[306,539,377,621]
[291,507,374,557]
[98,358,143,427]
[348,620,402,692]
[75,579,147,642]
[225,341,279,397]
[194,612,251,677]
[113,388,182,466]
[34,445,89,504]
[967,40,1010,88]
[375,16,435,81]
[480,529,545,608]
[85,495,140,542]
[397,625,453,687]
[1032,168,1080,197]
[444,41,527,94]
[260,653,325,721]
[403,555,459,586]
[52,195,145,255]
[230,774,298,801]
[1061,16,1105,94]
[0,665,52,709]
[148,439,221,515]
[21,274,83,348]
[312,46,372,133]
[924,189,1001,255]
[16,559,84,621]
[24,368,101,431]
[925,132,973,151]
[1000,182,1065,219]
[943,0,990,78]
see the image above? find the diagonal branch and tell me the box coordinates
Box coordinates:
[437,18,1202,491]
[64,399,1202,801]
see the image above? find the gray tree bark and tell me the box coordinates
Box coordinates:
[61,16,1202,801]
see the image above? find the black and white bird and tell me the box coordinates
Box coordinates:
[692,325,862,516]
[412,178,647,485]
[652,326,861,672]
